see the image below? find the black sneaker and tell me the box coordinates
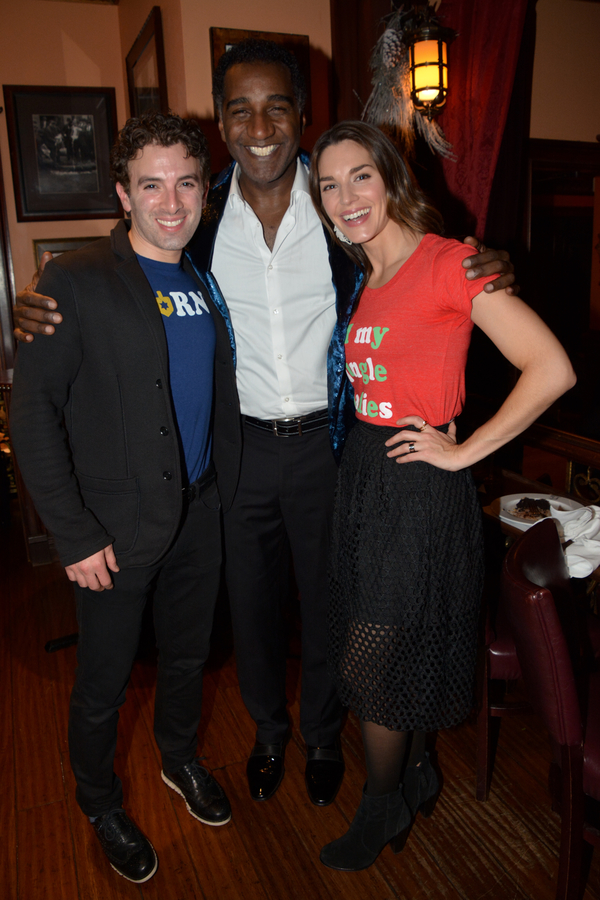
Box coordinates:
[92,809,157,883]
[162,759,232,825]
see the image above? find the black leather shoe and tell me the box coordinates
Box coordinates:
[246,741,285,801]
[162,759,231,825]
[92,809,157,883]
[305,740,344,806]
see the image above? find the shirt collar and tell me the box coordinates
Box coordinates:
[228,157,310,209]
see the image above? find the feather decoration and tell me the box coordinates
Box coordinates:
[361,6,455,160]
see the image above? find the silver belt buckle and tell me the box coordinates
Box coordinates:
[272,416,302,437]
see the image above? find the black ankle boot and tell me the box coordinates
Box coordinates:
[319,785,411,872]
[403,752,439,819]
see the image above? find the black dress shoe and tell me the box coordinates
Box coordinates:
[162,759,232,825]
[92,809,158,883]
[305,740,344,806]
[246,741,285,801]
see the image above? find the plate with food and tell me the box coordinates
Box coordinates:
[498,493,583,531]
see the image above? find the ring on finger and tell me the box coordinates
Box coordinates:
[408,442,416,453]
[418,420,428,432]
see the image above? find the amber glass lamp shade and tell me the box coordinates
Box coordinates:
[409,32,449,119]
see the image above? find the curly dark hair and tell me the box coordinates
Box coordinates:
[212,39,307,115]
[309,121,443,281]
[110,111,210,194]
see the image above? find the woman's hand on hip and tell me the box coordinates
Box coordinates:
[384,416,464,470]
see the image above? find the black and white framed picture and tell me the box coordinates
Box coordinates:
[33,236,100,267]
[2,85,122,222]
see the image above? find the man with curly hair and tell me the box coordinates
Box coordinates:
[10,112,240,884]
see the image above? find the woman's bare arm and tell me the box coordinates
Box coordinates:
[385,290,576,469]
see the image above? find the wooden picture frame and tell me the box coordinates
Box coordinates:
[2,85,121,223]
[209,27,312,125]
[33,236,100,268]
[126,7,169,118]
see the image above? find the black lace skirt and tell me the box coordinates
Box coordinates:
[329,420,484,732]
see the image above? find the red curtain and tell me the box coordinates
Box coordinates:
[437,0,530,237]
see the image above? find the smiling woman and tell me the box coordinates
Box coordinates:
[318,141,422,288]
[310,121,442,287]
[307,121,576,873]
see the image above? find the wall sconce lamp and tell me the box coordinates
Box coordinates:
[362,2,457,157]
[408,22,456,120]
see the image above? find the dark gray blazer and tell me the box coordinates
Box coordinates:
[10,220,241,568]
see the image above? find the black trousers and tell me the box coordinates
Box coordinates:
[223,421,344,747]
[68,476,221,817]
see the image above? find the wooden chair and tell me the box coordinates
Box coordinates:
[502,518,600,900]
[476,598,530,801]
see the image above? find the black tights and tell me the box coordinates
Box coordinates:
[360,721,427,797]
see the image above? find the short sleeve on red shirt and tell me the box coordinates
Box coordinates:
[345,234,496,427]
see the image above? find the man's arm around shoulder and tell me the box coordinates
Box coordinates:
[13,251,63,342]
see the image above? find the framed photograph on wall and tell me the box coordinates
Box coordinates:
[126,7,168,117]
[209,27,312,125]
[33,236,100,267]
[2,85,122,222]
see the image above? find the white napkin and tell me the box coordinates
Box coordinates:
[548,503,600,578]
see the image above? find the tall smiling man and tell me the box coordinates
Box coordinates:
[10,113,240,883]
[187,40,515,807]
[13,41,515,811]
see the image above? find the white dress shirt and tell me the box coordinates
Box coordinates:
[211,159,337,419]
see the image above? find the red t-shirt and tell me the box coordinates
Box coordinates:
[345,234,495,427]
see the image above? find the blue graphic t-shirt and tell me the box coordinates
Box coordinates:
[137,254,216,484]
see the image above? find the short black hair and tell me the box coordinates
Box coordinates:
[110,111,210,193]
[212,39,306,115]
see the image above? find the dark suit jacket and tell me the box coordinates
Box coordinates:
[10,220,241,568]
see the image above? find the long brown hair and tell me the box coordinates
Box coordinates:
[308,121,443,280]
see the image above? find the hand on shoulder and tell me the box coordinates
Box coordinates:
[462,236,519,295]
[13,251,62,343]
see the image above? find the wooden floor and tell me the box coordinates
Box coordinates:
[2,501,600,900]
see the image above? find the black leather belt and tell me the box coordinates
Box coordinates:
[182,462,215,502]
[244,408,329,437]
